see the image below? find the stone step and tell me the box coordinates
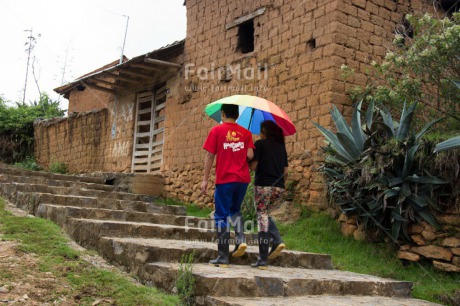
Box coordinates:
[1,182,154,202]
[37,204,212,229]
[64,218,258,249]
[0,166,105,185]
[0,173,121,192]
[204,295,439,306]
[1,190,185,216]
[97,237,333,270]
[140,263,412,299]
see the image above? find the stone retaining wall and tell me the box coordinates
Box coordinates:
[338,213,460,272]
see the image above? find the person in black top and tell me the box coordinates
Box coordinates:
[249,120,288,269]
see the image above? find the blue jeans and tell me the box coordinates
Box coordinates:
[214,182,248,229]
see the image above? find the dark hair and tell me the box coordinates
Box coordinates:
[260,120,284,144]
[221,104,239,119]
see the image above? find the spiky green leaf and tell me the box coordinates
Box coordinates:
[365,100,375,132]
[351,100,365,151]
[331,105,354,144]
[434,136,460,153]
[396,102,417,141]
[337,132,361,159]
[406,175,447,184]
[415,118,443,140]
[312,122,355,162]
[402,144,420,177]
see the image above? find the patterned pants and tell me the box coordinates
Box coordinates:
[254,186,284,232]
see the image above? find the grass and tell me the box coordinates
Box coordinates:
[277,209,459,304]
[0,197,179,306]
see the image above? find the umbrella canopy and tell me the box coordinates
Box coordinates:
[204,95,296,136]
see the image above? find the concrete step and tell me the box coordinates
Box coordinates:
[1,190,185,216]
[0,173,122,192]
[204,295,440,306]
[1,182,155,202]
[37,204,212,228]
[0,173,115,191]
[0,166,105,184]
[64,218,258,249]
[97,237,333,270]
[140,263,412,299]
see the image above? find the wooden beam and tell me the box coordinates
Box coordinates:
[144,58,182,69]
[81,81,116,95]
[92,78,124,89]
[105,72,138,83]
[130,63,164,72]
[119,69,156,80]
[226,7,266,30]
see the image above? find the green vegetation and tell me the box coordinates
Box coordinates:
[0,93,65,163]
[278,210,459,304]
[0,197,179,305]
[313,101,456,242]
[344,12,460,131]
[13,156,43,171]
[49,161,68,174]
[175,252,195,306]
[160,197,212,218]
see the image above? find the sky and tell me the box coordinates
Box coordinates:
[0,0,187,110]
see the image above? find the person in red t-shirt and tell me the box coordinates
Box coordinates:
[202,104,254,268]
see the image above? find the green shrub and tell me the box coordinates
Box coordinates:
[49,161,67,174]
[175,252,195,306]
[0,94,65,163]
[343,13,460,132]
[13,156,42,171]
[313,101,450,242]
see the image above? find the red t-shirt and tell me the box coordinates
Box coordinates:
[203,122,255,184]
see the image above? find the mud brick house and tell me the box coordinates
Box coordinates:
[34,0,456,209]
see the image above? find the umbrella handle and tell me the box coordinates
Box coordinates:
[247,108,255,131]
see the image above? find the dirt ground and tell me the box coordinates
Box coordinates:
[0,202,121,305]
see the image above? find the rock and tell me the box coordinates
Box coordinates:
[442,237,460,248]
[410,235,426,246]
[338,214,347,222]
[397,251,420,262]
[452,248,460,256]
[433,260,460,272]
[0,286,9,293]
[421,230,437,241]
[346,217,357,225]
[353,227,366,241]
[270,201,302,224]
[341,223,357,237]
[453,256,460,267]
[437,215,460,226]
[400,245,411,251]
[409,224,424,235]
[411,245,453,261]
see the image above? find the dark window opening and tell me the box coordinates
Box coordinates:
[237,20,254,54]
[438,0,460,13]
[306,38,316,51]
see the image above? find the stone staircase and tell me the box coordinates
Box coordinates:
[0,165,438,305]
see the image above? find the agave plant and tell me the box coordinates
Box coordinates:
[314,101,447,242]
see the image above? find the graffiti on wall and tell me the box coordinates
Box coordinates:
[111,141,130,157]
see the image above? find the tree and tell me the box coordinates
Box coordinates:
[0,94,64,163]
[345,13,460,131]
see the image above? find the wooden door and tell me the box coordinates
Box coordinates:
[131,84,166,174]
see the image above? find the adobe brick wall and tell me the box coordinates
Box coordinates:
[67,76,116,113]
[160,0,437,209]
[34,90,136,173]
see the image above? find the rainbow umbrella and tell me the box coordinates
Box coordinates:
[204,95,296,136]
